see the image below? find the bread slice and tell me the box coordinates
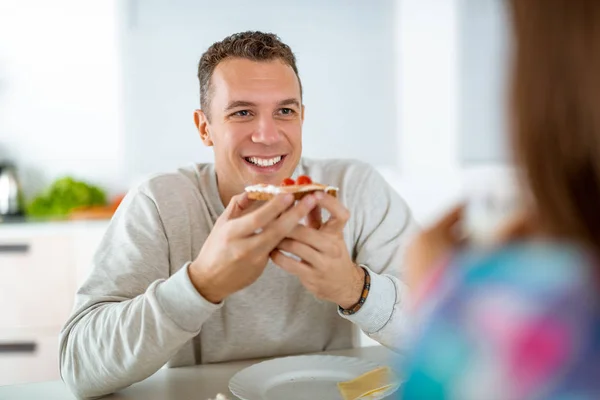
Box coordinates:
[245,183,338,201]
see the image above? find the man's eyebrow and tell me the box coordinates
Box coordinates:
[277,98,301,108]
[224,100,257,112]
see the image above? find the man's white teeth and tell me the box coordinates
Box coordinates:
[247,156,282,167]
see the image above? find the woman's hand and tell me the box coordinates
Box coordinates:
[405,205,465,291]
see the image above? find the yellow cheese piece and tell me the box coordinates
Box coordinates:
[337,366,396,400]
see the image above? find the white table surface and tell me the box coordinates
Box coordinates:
[0,345,400,400]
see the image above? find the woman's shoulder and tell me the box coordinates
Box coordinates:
[402,242,600,398]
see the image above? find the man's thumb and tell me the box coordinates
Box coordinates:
[225,192,256,220]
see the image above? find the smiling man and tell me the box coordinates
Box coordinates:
[59,32,418,399]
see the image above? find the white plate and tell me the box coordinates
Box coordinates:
[228,355,400,400]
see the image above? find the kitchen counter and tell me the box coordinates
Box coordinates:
[0,218,110,237]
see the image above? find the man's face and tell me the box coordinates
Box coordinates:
[195,58,304,198]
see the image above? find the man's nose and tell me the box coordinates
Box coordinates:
[251,117,281,145]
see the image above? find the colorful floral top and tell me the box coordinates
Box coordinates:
[400,243,600,400]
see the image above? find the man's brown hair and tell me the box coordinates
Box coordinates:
[508,0,600,250]
[197,31,302,119]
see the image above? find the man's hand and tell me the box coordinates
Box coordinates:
[189,193,318,303]
[270,192,364,309]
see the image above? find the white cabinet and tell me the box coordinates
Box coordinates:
[0,330,61,386]
[0,235,74,331]
[0,221,108,386]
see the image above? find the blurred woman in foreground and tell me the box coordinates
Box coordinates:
[401,0,600,398]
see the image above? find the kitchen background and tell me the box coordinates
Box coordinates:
[0,0,510,386]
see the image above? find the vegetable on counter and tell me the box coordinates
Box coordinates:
[26,176,107,218]
[69,193,126,220]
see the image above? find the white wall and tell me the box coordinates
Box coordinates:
[459,0,509,163]
[385,0,511,226]
[0,0,511,223]
[1,0,399,197]
[384,0,464,225]
[0,0,123,198]
[118,0,397,185]
[0,0,514,351]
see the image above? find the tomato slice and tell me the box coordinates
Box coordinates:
[296,175,312,185]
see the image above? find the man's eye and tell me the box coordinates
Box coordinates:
[280,108,295,115]
[234,110,250,117]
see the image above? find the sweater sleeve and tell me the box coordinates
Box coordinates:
[338,164,419,352]
[59,188,221,399]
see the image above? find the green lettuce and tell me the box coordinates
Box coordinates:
[26,177,107,218]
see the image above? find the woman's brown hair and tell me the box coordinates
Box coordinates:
[509,0,600,250]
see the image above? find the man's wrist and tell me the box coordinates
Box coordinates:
[188,262,225,304]
[338,264,367,309]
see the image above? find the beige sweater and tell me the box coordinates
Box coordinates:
[59,158,418,399]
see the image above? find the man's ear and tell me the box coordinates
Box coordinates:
[194,109,213,146]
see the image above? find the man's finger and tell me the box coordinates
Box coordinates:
[314,192,349,233]
[270,249,313,277]
[216,193,250,228]
[307,205,322,229]
[276,238,321,266]
[225,192,257,220]
[229,194,295,237]
[258,195,318,247]
[286,225,332,253]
